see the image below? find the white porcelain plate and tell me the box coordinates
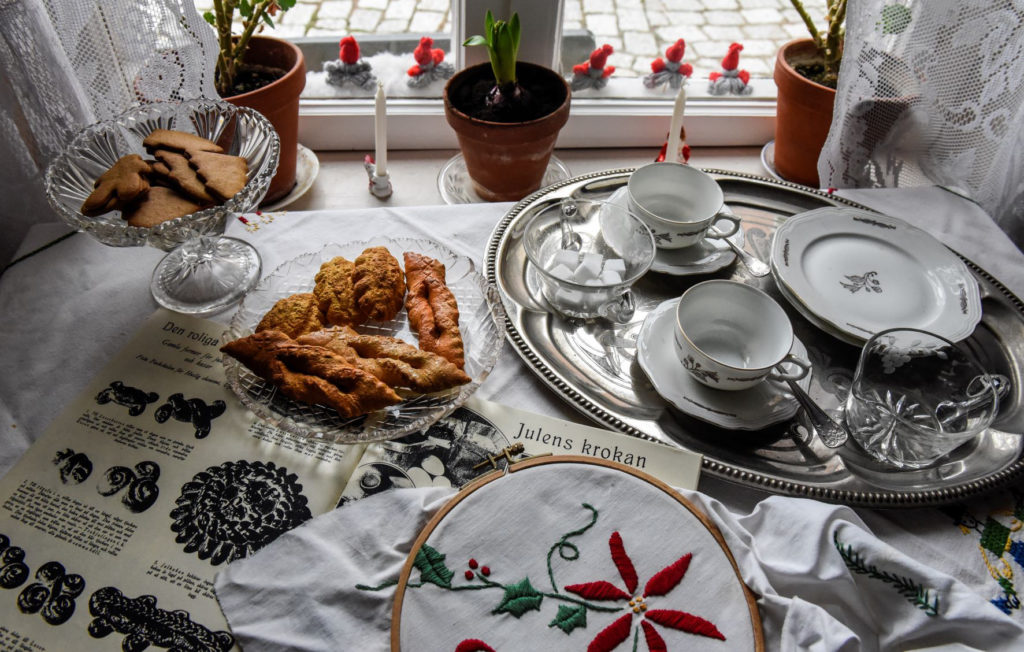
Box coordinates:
[771,207,982,344]
[606,187,741,275]
[636,298,809,430]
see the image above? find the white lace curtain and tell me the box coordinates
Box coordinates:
[0,0,218,267]
[820,0,1024,249]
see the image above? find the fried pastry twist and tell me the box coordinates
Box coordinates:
[403,252,465,369]
[314,256,361,326]
[297,328,470,393]
[353,246,406,321]
[221,330,401,418]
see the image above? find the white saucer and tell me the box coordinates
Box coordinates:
[437,153,571,204]
[636,298,810,430]
[606,187,742,275]
[261,144,320,211]
[760,140,783,181]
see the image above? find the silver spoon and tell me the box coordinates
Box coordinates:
[559,199,582,251]
[710,224,771,277]
[778,372,849,448]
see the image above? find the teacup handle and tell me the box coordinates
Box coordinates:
[703,213,741,240]
[769,354,811,382]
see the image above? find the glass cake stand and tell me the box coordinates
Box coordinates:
[44,98,280,315]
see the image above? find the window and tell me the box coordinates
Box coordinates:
[194,0,820,149]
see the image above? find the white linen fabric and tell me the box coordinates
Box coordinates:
[0,0,219,267]
[819,0,1024,249]
[214,484,1024,651]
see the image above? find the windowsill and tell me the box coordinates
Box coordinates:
[284,146,767,212]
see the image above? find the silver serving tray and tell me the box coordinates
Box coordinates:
[486,169,1024,507]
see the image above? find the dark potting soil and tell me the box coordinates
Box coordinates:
[224,64,286,96]
[451,74,565,123]
[794,62,837,89]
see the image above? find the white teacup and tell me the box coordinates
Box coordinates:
[627,162,741,250]
[673,280,810,391]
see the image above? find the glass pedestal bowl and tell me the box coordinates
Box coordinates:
[44,98,280,315]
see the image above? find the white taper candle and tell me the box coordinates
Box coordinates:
[374,80,387,177]
[665,86,686,163]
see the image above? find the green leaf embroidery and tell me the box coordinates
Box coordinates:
[414,544,454,589]
[834,531,940,616]
[548,604,587,634]
[492,578,543,618]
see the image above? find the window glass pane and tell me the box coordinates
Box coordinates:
[193,0,454,99]
[563,0,826,98]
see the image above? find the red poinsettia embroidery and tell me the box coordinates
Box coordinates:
[565,532,725,651]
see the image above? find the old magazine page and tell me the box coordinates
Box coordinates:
[0,309,361,651]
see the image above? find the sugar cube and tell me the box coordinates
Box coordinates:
[552,248,580,269]
[604,258,626,273]
[554,288,585,307]
[549,264,574,281]
[600,269,623,285]
[575,253,604,282]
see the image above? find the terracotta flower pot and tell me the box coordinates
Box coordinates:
[443,62,571,202]
[773,39,837,187]
[224,35,305,205]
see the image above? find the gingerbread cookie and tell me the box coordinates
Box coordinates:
[314,257,362,326]
[188,150,248,201]
[122,186,202,228]
[256,293,326,339]
[81,154,152,216]
[142,129,223,155]
[151,149,216,203]
[353,247,406,322]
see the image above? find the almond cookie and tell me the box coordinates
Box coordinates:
[256,293,326,339]
[151,149,216,203]
[314,257,361,326]
[122,186,202,228]
[353,246,406,322]
[142,128,223,155]
[188,150,248,201]
[81,154,152,216]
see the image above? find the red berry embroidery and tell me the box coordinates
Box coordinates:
[468,558,478,569]
[481,566,491,577]
[465,570,474,580]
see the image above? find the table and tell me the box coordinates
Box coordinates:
[3,183,1024,649]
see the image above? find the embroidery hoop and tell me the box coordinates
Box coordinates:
[390,455,764,650]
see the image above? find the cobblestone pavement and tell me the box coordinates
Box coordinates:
[196,0,827,78]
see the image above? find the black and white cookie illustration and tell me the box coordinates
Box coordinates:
[171,460,311,565]
[97,461,160,513]
[88,586,234,651]
[53,448,93,484]
[0,534,29,590]
[337,407,508,507]
[154,393,227,439]
[17,561,85,626]
[95,381,159,416]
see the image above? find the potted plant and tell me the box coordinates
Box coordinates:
[773,0,846,187]
[444,11,571,202]
[204,1,305,205]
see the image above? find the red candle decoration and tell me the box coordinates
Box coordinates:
[407,36,455,88]
[324,35,377,89]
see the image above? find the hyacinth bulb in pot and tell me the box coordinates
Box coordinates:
[773,0,846,187]
[443,11,571,202]
[205,0,305,204]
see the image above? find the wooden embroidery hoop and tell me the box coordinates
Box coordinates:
[390,454,765,651]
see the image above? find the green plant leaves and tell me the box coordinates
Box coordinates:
[492,578,543,618]
[548,604,587,634]
[203,11,215,26]
[414,544,455,589]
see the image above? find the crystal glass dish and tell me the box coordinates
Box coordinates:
[44,98,280,314]
[221,238,507,444]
